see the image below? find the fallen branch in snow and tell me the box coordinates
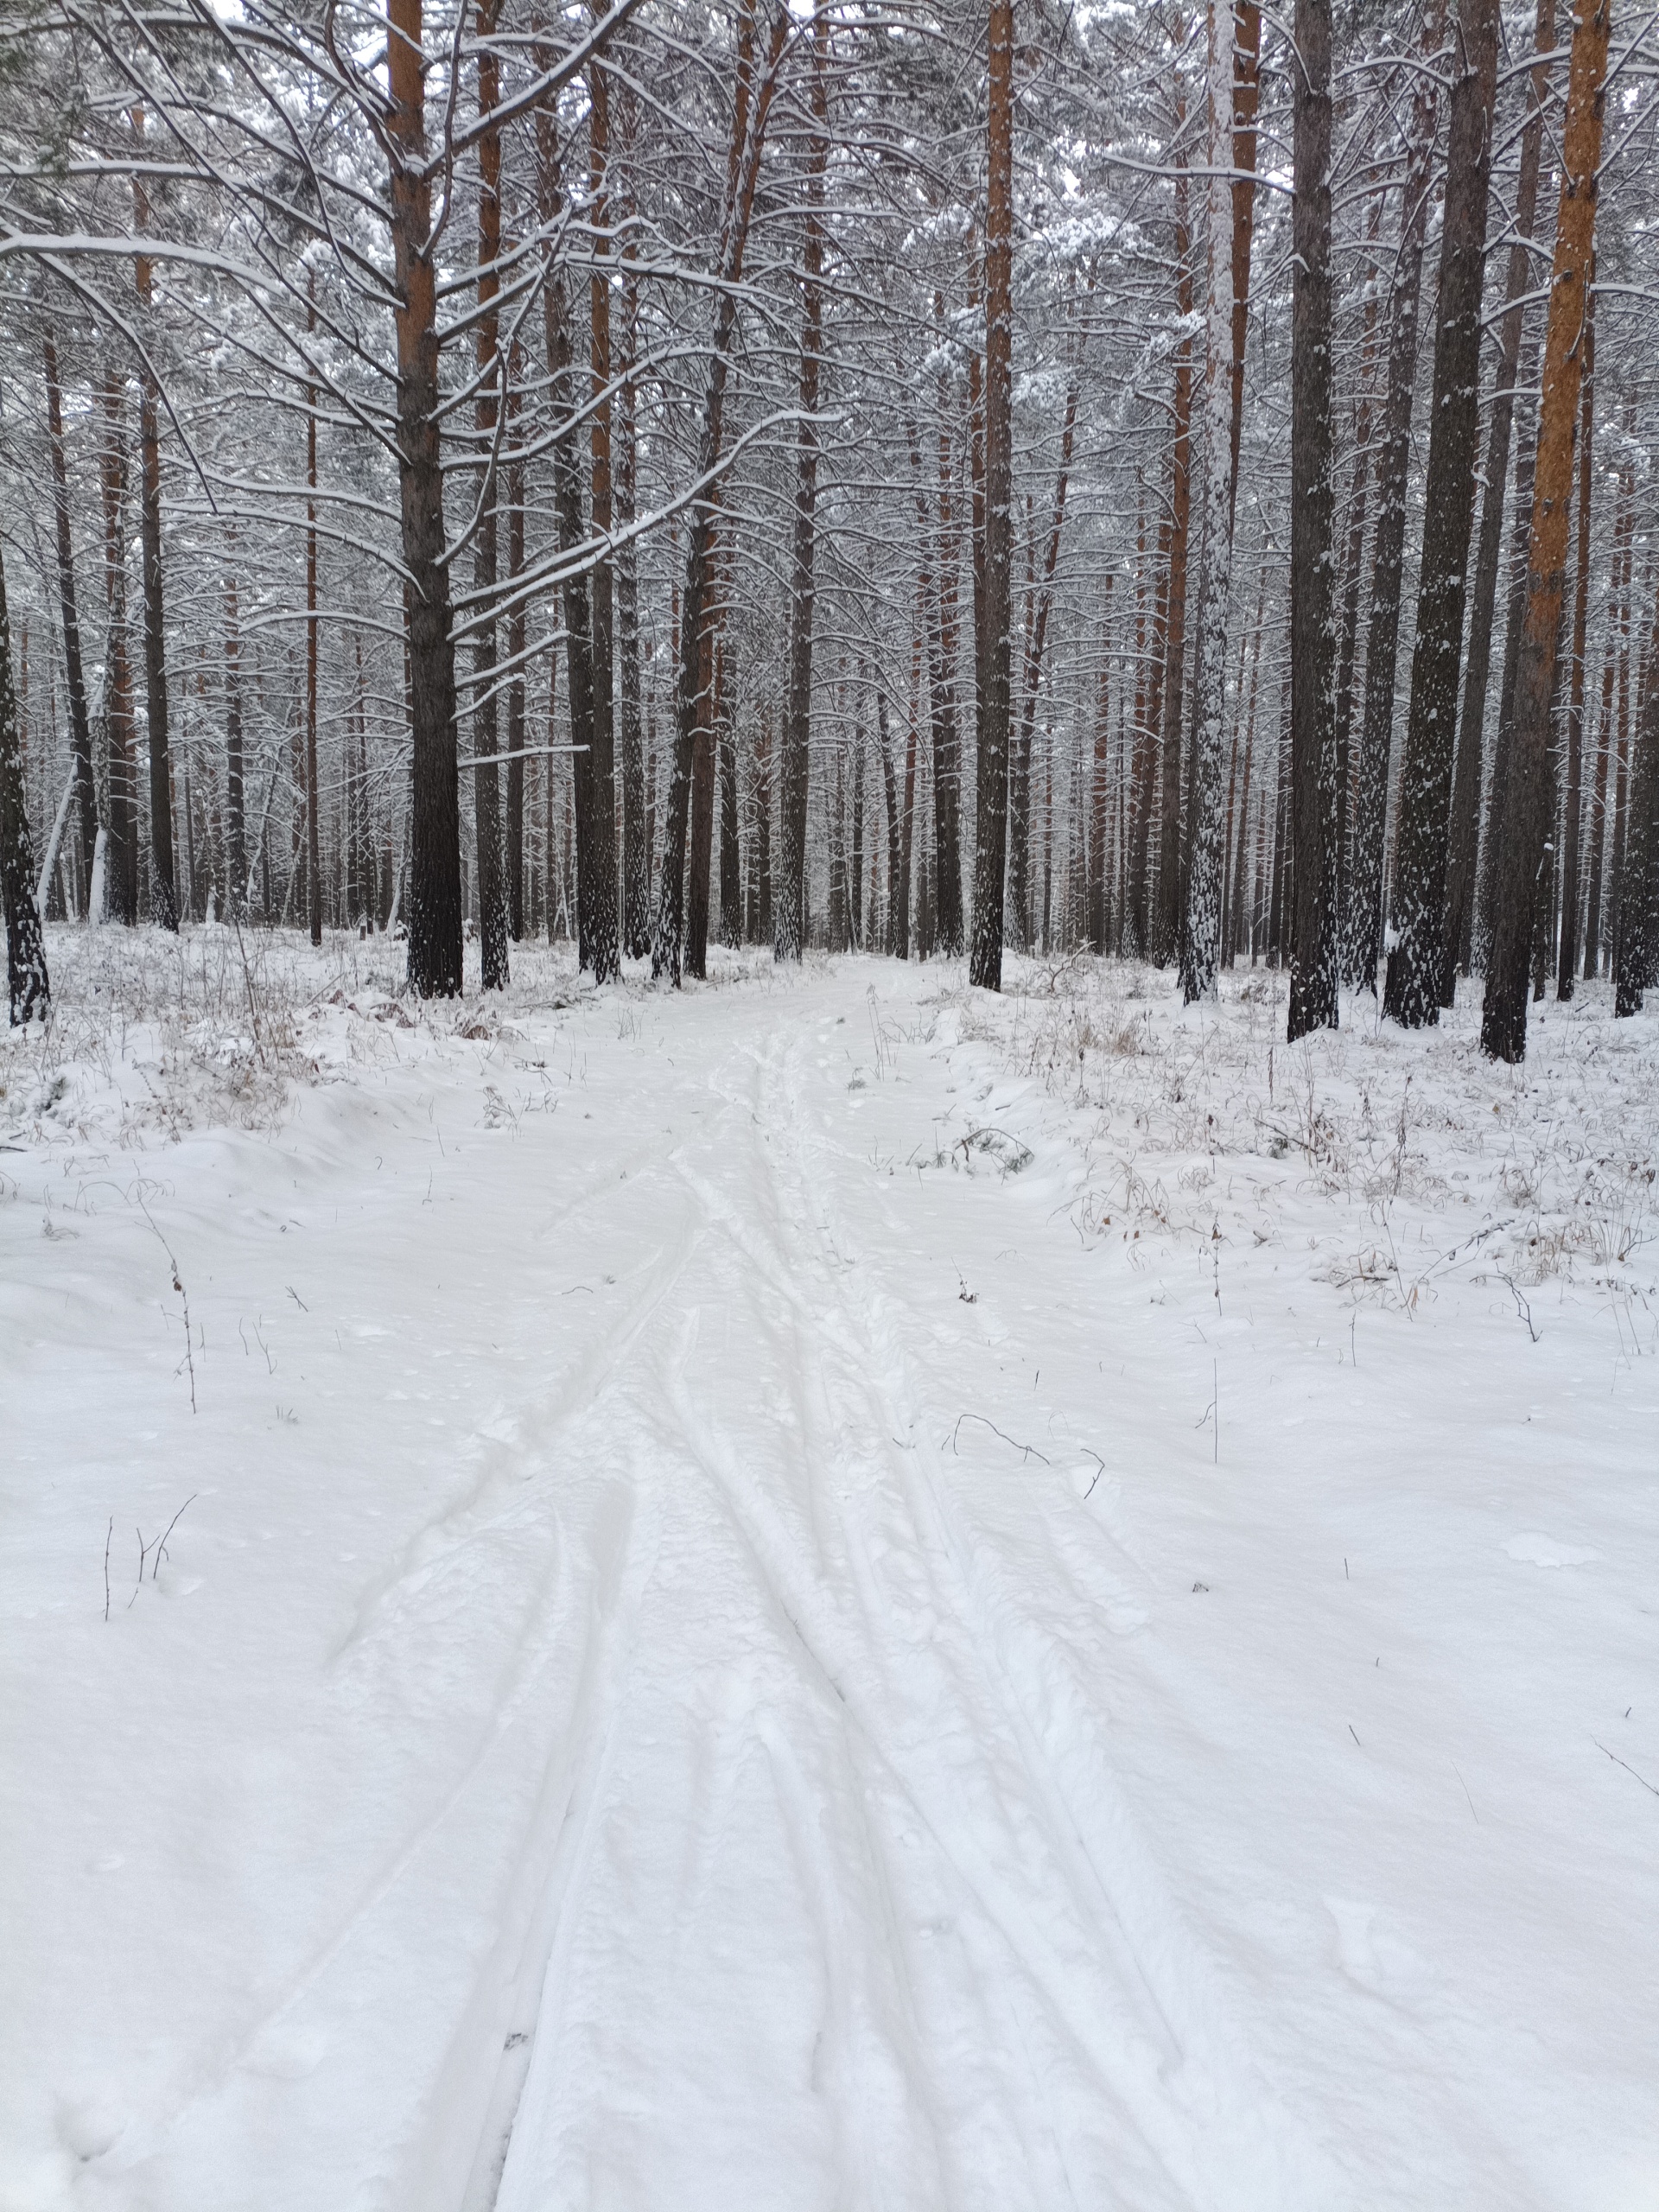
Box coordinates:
[1594,1739,1659,1800]
[950,1412,1051,1465]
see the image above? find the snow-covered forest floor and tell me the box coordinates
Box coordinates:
[3,926,1656,2212]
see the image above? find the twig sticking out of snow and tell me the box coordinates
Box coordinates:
[1594,1739,1659,1800]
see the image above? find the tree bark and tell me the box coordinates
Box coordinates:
[41,328,98,907]
[1556,281,1595,998]
[304,276,322,946]
[473,0,510,989]
[1348,3,1443,989]
[224,562,245,912]
[584,40,618,981]
[99,372,138,926]
[1152,112,1193,969]
[775,13,827,964]
[1181,0,1243,1003]
[1440,0,1554,998]
[0,551,49,1021]
[1383,0,1501,1027]
[1226,1,1261,537]
[1481,0,1609,1059]
[388,0,463,996]
[132,115,178,931]
[1287,0,1338,1039]
[656,2,785,982]
[968,0,1014,990]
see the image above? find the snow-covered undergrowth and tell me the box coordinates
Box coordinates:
[953,952,1659,1307]
[3,926,1656,2212]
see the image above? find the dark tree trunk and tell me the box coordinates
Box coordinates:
[1152,130,1193,969]
[657,5,785,983]
[1287,0,1338,1039]
[389,0,463,995]
[42,329,98,906]
[1383,0,1501,1028]
[969,0,1014,990]
[616,251,649,957]
[506,443,526,942]
[1226,1,1262,536]
[1349,3,1443,989]
[1181,0,1243,1004]
[1614,624,1659,1016]
[718,643,742,945]
[99,373,138,927]
[471,0,509,990]
[1441,0,1554,998]
[1482,0,1609,1059]
[877,683,903,956]
[304,281,322,947]
[132,139,177,931]
[1010,361,1080,954]
[775,17,826,965]
[0,553,48,1021]
[585,50,618,982]
[225,565,245,911]
[1556,287,1595,999]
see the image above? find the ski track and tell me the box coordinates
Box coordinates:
[6,957,1654,2211]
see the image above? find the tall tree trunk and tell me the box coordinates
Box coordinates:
[1181,0,1243,1003]
[657,3,785,982]
[1152,115,1193,969]
[506,434,526,942]
[535,73,600,971]
[41,328,98,907]
[1226,1,1261,534]
[1383,0,1501,1027]
[969,0,1014,990]
[131,115,177,931]
[775,13,827,964]
[1556,282,1595,999]
[585,41,618,981]
[1441,0,1554,997]
[472,0,510,989]
[304,276,322,946]
[718,640,742,944]
[1332,207,1382,948]
[1613,615,1659,1015]
[224,562,245,912]
[615,171,649,957]
[1090,580,1113,953]
[100,373,138,925]
[1287,0,1338,1039]
[1481,0,1609,1059]
[686,583,719,976]
[877,683,903,956]
[391,0,462,995]
[1349,3,1443,989]
[1009,358,1081,953]
[1,552,48,1021]
[1583,469,1630,976]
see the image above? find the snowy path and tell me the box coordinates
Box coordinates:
[3,950,1656,2211]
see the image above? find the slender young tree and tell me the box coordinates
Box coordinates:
[131,111,178,931]
[1482,0,1610,1059]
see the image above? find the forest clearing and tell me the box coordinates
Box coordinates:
[2,933,1656,2209]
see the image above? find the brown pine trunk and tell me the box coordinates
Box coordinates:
[1441,0,1554,997]
[1482,0,1609,1058]
[1287,0,1338,1039]
[389,0,463,995]
[1009,362,1081,952]
[1383,0,1502,1028]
